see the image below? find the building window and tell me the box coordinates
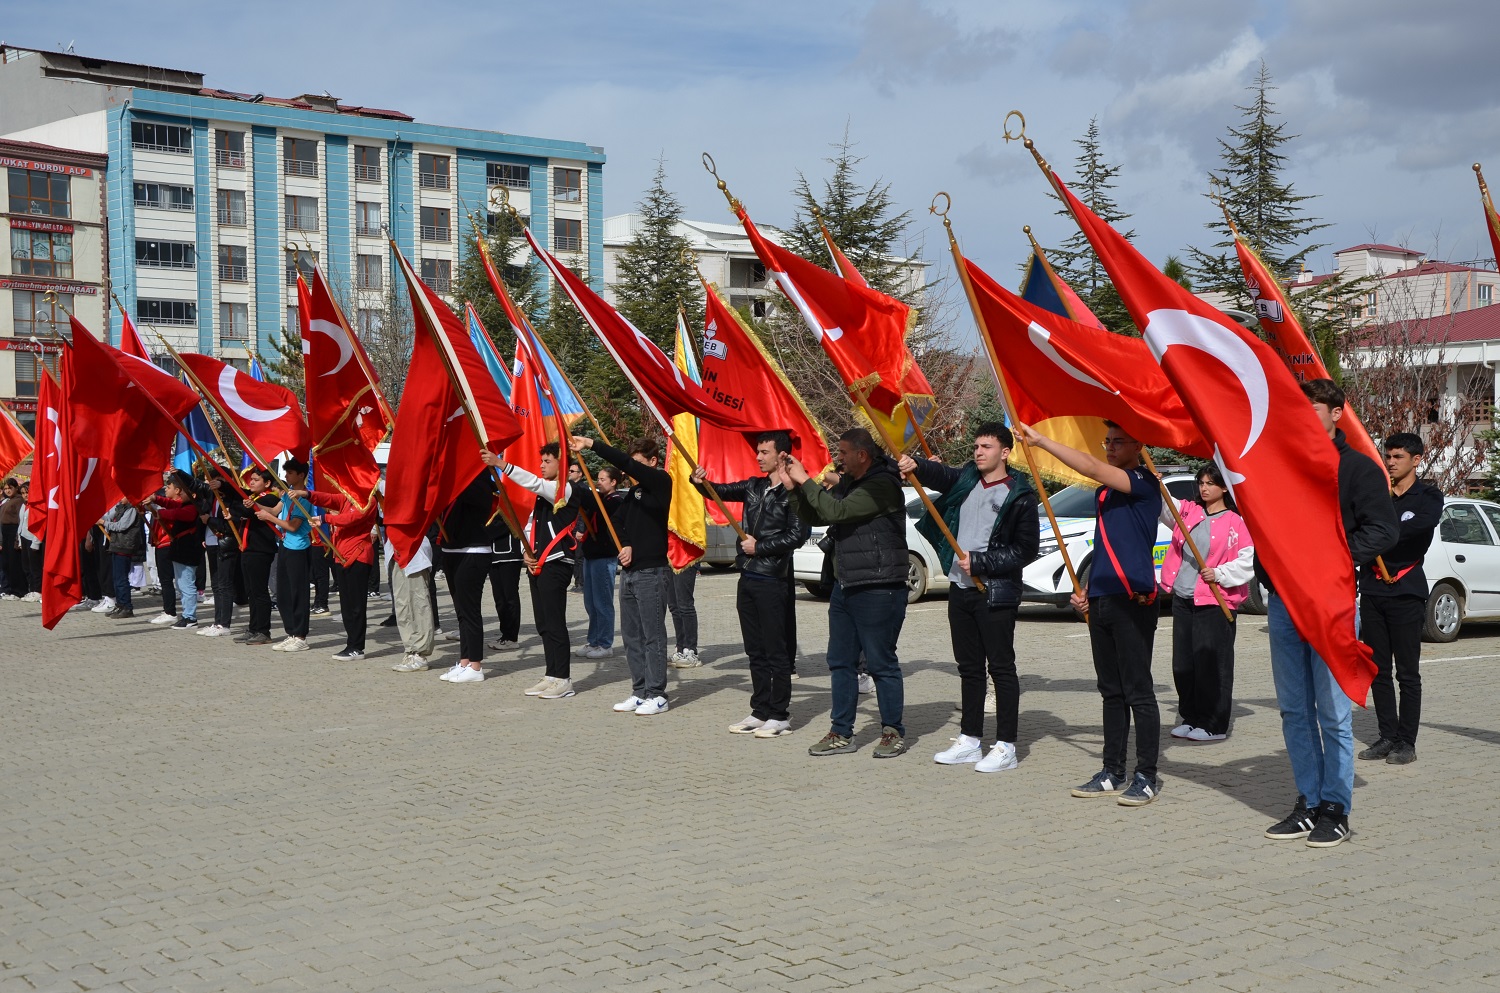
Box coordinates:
[131,121,192,154]
[356,254,383,290]
[8,169,71,217]
[1366,291,1379,319]
[283,137,319,178]
[219,302,249,342]
[420,206,450,242]
[285,195,320,232]
[485,211,529,238]
[13,350,61,398]
[354,145,382,183]
[219,244,248,282]
[1481,284,1494,306]
[356,201,382,237]
[134,182,194,211]
[553,167,581,202]
[357,309,381,337]
[136,239,196,269]
[137,298,197,326]
[286,304,299,331]
[10,229,73,278]
[217,189,245,226]
[216,130,245,168]
[12,290,72,339]
[285,249,318,286]
[487,162,530,190]
[553,217,582,252]
[419,153,450,190]
[420,257,451,294]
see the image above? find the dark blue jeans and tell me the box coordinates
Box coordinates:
[111,554,133,609]
[827,582,908,737]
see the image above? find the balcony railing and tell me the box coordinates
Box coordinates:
[216,149,245,168]
[419,172,450,190]
[221,326,249,342]
[219,263,248,283]
[355,163,381,182]
[357,275,383,291]
[553,236,582,251]
[356,222,382,237]
[284,158,319,178]
[134,141,191,154]
[137,198,194,212]
[426,276,451,294]
[138,257,196,270]
[285,267,313,287]
[554,188,581,202]
[150,314,196,326]
[287,215,320,232]
[420,224,450,242]
[489,175,530,190]
[218,208,246,226]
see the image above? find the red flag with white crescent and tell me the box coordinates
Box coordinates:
[0,401,31,482]
[38,353,84,629]
[177,352,311,466]
[117,309,151,360]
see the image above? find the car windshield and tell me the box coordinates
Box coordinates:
[1041,484,1098,518]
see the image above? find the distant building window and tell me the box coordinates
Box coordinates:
[286,305,299,331]
[354,145,382,183]
[285,249,318,287]
[219,244,248,283]
[216,130,245,168]
[1480,284,1494,306]
[357,309,381,337]
[1366,291,1379,319]
[419,153,450,190]
[12,289,72,340]
[357,254,383,290]
[10,229,73,278]
[132,121,192,154]
[486,211,528,238]
[420,206,450,242]
[217,188,245,226]
[8,169,71,217]
[283,137,320,178]
[134,182,194,211]
[285,195,320,232]
[487,162,530,189]
[420,257,451,294]
[220,302,249,341]
[136,239,196,269]
[138,298,197,326]
[553,167,581,202]
[13,350,61,398]
[356,201,382,237]
[553,217,582,252]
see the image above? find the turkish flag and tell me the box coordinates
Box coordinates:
[525,226,757,436]
[1056,173,1376,704]
[38,352,82,629]
[697,278,831,524]
[300,270,390,510]
[1479,166,1500,279]
[177,352,310,466]
[384,247,523,567]
[117,310,151,360]
[0,403,31,482]
[963,257,1208,457]
[30,366,116,549]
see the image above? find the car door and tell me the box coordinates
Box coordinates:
[1437,502,1500,615]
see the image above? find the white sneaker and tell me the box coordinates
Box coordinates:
[524,676,556,697]
[197,625,230,637]
[613,695,645,713]
[0,593,20,601]
[670,649,704,669]
[752,719,793,738]
[439,664,464,681]
[392,654,429,672]
[975,741,1019,773]
[539,678,575,699]
[270,636,296,652]
[92,598,116,613]
[573,645,594,658]
[1185,727,1227,742]
[449,666,484,683]
[149,612,176,625]
[983,688,997,715]
[728,715,765,734]
[1170,724,1195,739]
[935,735,984,765]
[633,696,669,716]
[857,673,875,695]
[198,596,215,607]
[282,637,310,653]
[586,646,613,659]
[439,629,459,642]
[22,591,42,603]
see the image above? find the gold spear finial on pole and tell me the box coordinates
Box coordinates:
[702,153,740,213]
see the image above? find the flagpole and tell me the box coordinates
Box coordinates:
[1140,451,1234,623]
[930,198,1081,606]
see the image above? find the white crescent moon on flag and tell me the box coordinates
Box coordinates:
[77,457,97,497]
[770,271,844,341]
[307,318,354,376]
[1027,322,1116,394]
[1143,309,1267,459]
[218,366,289,423]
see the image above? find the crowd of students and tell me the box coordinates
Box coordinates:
[3,378,1439,849]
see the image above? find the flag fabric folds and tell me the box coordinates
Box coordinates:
[117,308,150,360]
[1054,173,1376,704]
[1478,164,1500,277]
[501,337,550,526]
[0,401,32,481]
[38,357,82,628]
[177,352,310,467]
[26,369,63,543]
[665,312,706,570]
[173,404,220,474]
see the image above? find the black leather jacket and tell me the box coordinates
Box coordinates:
[700,475,811,579]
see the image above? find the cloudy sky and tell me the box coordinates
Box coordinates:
[9,0,1499,294]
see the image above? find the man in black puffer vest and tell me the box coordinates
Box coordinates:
[785,428,910,759]
[901,422,1040,774]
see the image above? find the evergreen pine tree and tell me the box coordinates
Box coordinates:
[262,323,305,406]
[614,159,701,347]
[453,209,543,358]
[1047,117,1135,333]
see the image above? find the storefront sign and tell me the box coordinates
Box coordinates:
[0,156,92,177]
[0,339,63,354]
[3,400,39,412]
[9,218,74,234]
[0,278,98,295]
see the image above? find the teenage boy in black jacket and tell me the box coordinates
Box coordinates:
[692,430,811,738]
[1357,432,1442,767]
[571,434,674,716]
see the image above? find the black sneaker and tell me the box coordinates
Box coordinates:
[1305,802,1351,848]
[172,616,197,630]
[1117,772,1161,806]
[1386,741,1417,765]
[380,614,398,627]
[1358,738,1395,761]
[1264,796,1317,840]
[1070,769,1126,798]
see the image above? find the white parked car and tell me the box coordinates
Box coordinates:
[793,488,945,604]
[1421,497,1500,642]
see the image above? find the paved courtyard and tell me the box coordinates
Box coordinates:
[4,569,1499,992]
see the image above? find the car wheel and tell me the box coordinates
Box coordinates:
[1243,579,1269,616]
[801,581,830,600]
[1424,581,1463,643]
[906,553,928,604]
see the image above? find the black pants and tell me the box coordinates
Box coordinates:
[1171,596,1237,736]
[310,549,330,610]
[529,559,573,678]
[276,547,311,638]
[1361,594,1425,746]
[214,547,240,628]
[667,564,698,652]
[80,537,102,601]
[196,548,207,594]
[24,543,43,593]
[1,523,22,596]
[241,551,275,637]
[339,558,371,652]
[94,529,111,600]
[949,586,1020,742]
[156,546,176,615]
[787,570,799,673]
[739,574,793,722]
[488,559,523,643]
[1088,594,1161,780]
[446,552,490,662]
